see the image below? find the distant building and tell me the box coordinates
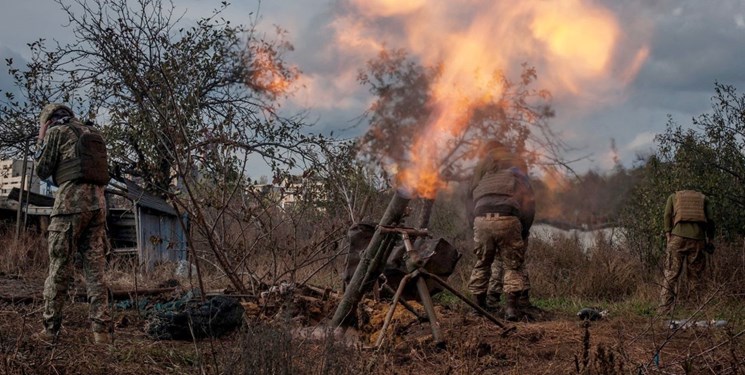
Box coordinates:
[0,159,39,197]
[249,174,328,209]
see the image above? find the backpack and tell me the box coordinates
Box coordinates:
[54,122,110,186]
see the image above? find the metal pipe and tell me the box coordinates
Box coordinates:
[381,284,427,321]
[375,273,412,348]
[331,191,411,328]
[416,276,444,346]
[420,269,514,334]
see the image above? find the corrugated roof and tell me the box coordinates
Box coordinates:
[125,179,177,216]
[7,187,55,207]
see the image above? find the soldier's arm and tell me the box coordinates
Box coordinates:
[465,180,475,227]
[522,180,535,234]
[663,194,674,234]
[704,197,715,241]
[466,162,485,227]
[35,127,61,181]
[515,171,535,238]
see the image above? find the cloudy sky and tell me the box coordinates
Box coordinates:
[2,0,744,175]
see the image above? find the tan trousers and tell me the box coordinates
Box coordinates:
[468,215,530,295]
[659,235,706,312]
[43,210,111,333]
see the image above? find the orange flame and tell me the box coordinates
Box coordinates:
[247,44,297,98]
[337,0,648,198]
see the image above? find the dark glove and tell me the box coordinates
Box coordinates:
[521,229,530,240]
[704,242,715,254]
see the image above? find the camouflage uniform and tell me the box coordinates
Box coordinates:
[659,190,715,313]
[35,104,111,334]
[466,145,535,320]
[469,215,529,294]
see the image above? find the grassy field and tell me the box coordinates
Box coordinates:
[1,229,744,374]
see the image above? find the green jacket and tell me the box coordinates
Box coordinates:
[35,119,106,217]
[663,192,715,241]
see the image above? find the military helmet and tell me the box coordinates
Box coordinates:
[39,103,74,126]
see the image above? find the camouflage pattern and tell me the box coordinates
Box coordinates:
[487,256,504,297]
[36,105,111,334]
[659,235,707,313]
[43,210,110,333]
[39,103,73,126]
[486,236,531,298]
[36,118,107,216]
[468,215,530,295]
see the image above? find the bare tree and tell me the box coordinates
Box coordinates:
[358,48,563,182]
[0,0,349,294]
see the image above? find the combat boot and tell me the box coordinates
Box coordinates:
[517,290,543,320]
[472,293,487,309]
[504,292,520,322]
[486,292,502,312]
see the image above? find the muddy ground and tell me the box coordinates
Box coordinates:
[0,275,742,375]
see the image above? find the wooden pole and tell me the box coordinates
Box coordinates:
[15,141,30,240]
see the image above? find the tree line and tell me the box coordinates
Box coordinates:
[1,0,743,288]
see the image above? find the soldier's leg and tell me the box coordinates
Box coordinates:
[685,239,707,303]
[78,209,111,335]
[659,235,685,314]
[468,218,498,300]
[497,218,528,321]
[486,256,504,309]
[42,216,77,333]
[468,241,497,297]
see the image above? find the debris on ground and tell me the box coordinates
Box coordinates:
[577,307,608,321]
[145,294,245,340]
[667,319,728,330]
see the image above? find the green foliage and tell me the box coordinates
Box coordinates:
[622,83,745,266]
[432,290,459,308]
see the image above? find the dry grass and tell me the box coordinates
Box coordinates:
[0,230,47,278]
[528,235,646,302]
[2,225,745,374]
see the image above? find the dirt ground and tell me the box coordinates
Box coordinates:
[0,275,742,375]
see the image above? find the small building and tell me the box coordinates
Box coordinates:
[107,179,188,271]
[7,179,188,272]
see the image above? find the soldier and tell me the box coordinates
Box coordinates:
[658,189,715,314]
[466,141,535,321]
[484,166,535,312]
[33,103,112,344]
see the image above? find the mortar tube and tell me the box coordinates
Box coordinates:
[330,190,411,328]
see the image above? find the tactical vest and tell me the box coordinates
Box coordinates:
[54,122,110,186]
[673,190,706,225]
[473,169,517,201]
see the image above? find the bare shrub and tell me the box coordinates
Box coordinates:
[528,235,588,299]
[223,323,365,374]
[0,230,47,276]
[528,234,644,301]
[705,237,745,299]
